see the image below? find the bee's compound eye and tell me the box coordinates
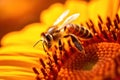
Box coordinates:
[46,34,52,42]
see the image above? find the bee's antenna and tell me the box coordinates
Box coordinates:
[33,40,43,47]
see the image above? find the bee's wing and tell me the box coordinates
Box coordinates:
[53,10,70,26]
[58,13,80,30]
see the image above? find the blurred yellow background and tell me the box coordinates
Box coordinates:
[0,0,65,44]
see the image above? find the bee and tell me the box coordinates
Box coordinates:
[33,10,94,80]
[34,10,93,54]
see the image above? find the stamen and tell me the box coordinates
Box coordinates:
[36,76,41,80]
[41,68,48,77]
[98,22,102,32]
[114,20,119,29]
[106,17,112,31]
[39,58,46,69]
[89,19,96,33]
[111,31,117,41]
[101,30,109,40]
[116,14,120,23]
[98,15,103,23]
[86,22,90,29]
[33,67,39,75]
[53,54,58,65]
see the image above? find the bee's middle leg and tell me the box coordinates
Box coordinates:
[58,39,64,59]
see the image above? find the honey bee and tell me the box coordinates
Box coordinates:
[33,10,94,80]
[34,10,93,54]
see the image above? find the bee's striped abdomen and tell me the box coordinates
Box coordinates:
[64,24,93,39]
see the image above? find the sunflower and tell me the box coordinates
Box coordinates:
[0,0,120,80]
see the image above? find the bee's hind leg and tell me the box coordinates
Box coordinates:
[64,34,85,55]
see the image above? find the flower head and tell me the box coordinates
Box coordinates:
[0,0,120,80]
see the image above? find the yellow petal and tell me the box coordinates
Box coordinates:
[0,66,35,80]
[1,23,47,47]
[88,0,120,25]
[40,3,65,25]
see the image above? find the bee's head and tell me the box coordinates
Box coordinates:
[41,32,53,49]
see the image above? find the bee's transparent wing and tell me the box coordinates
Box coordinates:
[58,13,80,30]
[53,10,70,26]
